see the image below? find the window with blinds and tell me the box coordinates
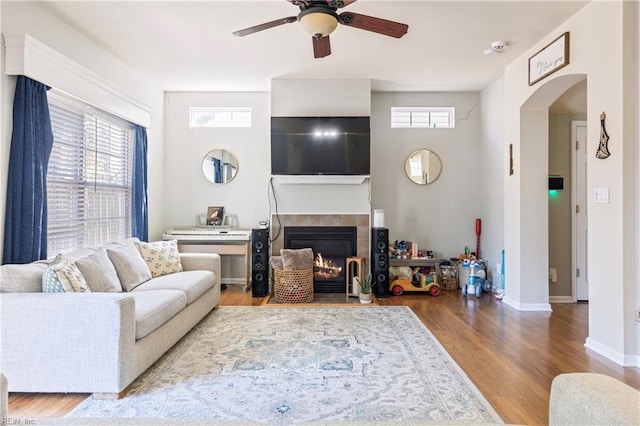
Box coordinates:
[47,92,134,256]
[391,107,455,128]
[189,107,252,128]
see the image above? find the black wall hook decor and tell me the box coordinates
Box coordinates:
[595,111,611,159]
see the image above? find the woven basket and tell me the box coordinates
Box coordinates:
[274,268,314,304]
[440,265,458,291]
[441,277,457,291]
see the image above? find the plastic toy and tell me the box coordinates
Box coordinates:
[389,266,413,280]
[461,260,485,298]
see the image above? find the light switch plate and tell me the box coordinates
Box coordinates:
[594,187,610,204]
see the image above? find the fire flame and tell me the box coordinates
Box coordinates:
[314,253,342,279]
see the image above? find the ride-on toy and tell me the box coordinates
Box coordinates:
[390,273,441,296]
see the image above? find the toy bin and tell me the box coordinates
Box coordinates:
[440,264,458,291]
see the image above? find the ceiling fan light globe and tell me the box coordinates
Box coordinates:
[299,9,339,37]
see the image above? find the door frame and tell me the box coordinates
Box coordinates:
[571,120,588,302]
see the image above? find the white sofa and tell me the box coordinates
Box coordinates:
[549,372,640,425]
[0,239,221,398]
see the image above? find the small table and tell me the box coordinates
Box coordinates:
[345,256,365,301]
[162,227,251,290]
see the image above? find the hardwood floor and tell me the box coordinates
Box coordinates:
[8,286,640,425]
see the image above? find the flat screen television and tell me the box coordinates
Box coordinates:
[271,116,370,176]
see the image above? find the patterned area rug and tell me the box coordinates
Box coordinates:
[68,306,502,424]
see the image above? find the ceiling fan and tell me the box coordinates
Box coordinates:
[232,0,409,59]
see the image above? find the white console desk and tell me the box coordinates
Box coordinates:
[162,227,251,289]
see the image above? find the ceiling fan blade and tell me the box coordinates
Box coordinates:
[313,35,331,58]
[232,16,297,37]
[338,12,408,38]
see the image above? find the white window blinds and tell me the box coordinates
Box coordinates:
[47,92,134,256]
[391,107,455,128]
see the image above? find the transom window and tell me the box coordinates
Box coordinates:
[47,91,134,255]
[391,107,455,128]
[189,107,252,128]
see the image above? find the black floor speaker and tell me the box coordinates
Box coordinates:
[371,227,390,298]
[251,228,269,297]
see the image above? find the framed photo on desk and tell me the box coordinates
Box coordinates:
[206,206,224,226]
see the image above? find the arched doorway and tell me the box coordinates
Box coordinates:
[548,80,588,303]
[506,74,586,311]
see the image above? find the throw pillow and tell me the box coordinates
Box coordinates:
[280,248,314,270]
[75,248,123,292]
[42,254,91,293]
[106,242,152,291]
[135,240,183,278]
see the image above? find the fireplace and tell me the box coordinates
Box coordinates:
[284,226,357,293]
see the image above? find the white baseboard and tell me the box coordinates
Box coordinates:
[503,296,553,312]
[626,355,640,368]
[549,296,574,303]
[584,337,639,366]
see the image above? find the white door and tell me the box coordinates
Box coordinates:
[572,121,588,301]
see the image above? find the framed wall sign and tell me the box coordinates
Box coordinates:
[528,32,569,86]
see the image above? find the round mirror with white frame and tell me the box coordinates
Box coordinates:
[404,149,442,185]
[202,149,238,184]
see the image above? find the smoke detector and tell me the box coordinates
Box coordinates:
[484,40,509,55]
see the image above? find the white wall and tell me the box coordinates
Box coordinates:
[623,0,639,363]
[271,79,371,118]
[163,92,271,229]
[636,0,640,362]
[503,0,639,364]
[163,85,489,269]
[0,1,3,254]
[0,2,166,249]
[371,92,483,261]
[269,78,372,215]
[479,76,505,286]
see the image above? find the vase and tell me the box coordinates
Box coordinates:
[359,293,372,304]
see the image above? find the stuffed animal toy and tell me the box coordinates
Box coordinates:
[389,266,413,280]
[390,240,410,259]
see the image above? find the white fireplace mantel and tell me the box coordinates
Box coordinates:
[273,175,369,185]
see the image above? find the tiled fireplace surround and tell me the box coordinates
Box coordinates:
[270,214,371,267]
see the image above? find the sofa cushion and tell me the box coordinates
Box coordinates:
[549,373,640,425]
[106,242,152,292]
[133,270,215,304]
[129,290,187,339]
[102,237,140,252]
[61,247,99,263]
[75,248,122,292]
[136,240,183,278]
[42,254,90,293]
[0,261,49,293]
